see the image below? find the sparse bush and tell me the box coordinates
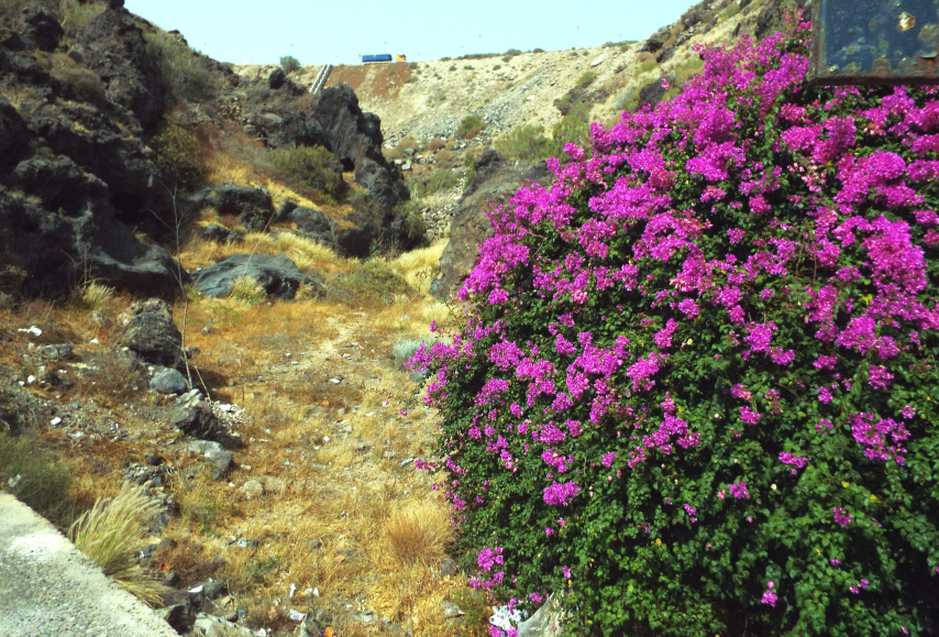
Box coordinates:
[457,114,486,140]
[144,29,221,103]
[392,338,423,367]
[47,53,107,105]
[551,102,591,151]
[672,55,705,84]
[267,145,346,201]
[59,0,105,35]
[555,70,599,116]
[229,276,266,305]
[493,124,554,162]
[573,70,597,91]
[0,431,72,524]
[411,168,460,199]
[151,122,208,190]
[417,27,939,637]
[279,55,301,74]
[69,482,168,606]
[638,52,659,74]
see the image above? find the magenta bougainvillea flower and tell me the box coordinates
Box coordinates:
[412,16,939,637]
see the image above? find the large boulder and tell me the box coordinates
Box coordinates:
[0,188,182,298]
[282,203,337,247]
[0,4,190,300]
[431,151,548,299]
[193,254,315,300]
[74,3,165,131]
[117,299,183,368]
[191,185,275,232]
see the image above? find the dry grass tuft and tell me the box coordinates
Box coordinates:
[230,275,266,305]
[68,482,169,606]
[383,499,452,566]
[79,281,114,312]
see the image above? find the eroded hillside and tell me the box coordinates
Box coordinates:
[238,0,798,145]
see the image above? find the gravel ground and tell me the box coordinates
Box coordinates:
[0,494,177,637]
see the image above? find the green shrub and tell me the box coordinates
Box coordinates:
[267,145,346,201]
[151,122,208,190]
[457,114,486,139]
[328,260,414,307]
[0,431,72,525]
[144,30,221,103]
[279,55,301,74]
[411,169,460,199]
[493,124,554,162]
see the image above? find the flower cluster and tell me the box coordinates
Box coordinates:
[418,21,939,637]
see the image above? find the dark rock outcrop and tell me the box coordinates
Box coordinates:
[74,3,165,131]
[0,100,30,171]
[117,299,183,368]
[307,86,409,211]
[193,254,317,300]
[171,390,243,449]
[239,84,421,252]
[432,151,548,300]
[0,8,184,298]
[20,7,63,52]
[267,67,286,90]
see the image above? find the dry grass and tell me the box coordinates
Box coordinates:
[0,140,481,632]
[383,499,452,566]
[79,281,114,312]
[69,482,169,606]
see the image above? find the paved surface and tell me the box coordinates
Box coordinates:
[0,493,177,637]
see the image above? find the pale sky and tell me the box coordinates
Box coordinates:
[125,0,699,65]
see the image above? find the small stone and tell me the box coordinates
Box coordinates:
[150,367,189,394]
[241,479,264,498]
[37,343,73,361]
[189,440,234,479]
[441,600,464,619]
[439,557,459,577]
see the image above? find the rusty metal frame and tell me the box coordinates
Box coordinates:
[810,0,939,85]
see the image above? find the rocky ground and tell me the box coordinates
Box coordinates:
[0,238,481,636]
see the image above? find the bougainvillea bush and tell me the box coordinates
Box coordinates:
[412,21,939,637]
